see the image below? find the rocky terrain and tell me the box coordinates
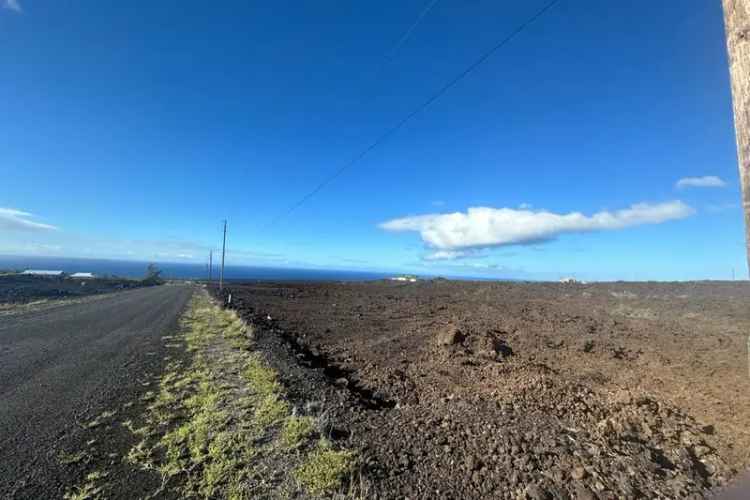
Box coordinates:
[218,280,750,499]
[0,274,148,305]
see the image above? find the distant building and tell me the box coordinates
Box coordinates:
[391,275,418,283]
[22,270,65,277]
[70,272,95,279]
[559,277,578,284]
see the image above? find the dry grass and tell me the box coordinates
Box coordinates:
[63,290,356,498]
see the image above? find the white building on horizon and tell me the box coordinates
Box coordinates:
[22,270,65,277]
[70,272,95,279]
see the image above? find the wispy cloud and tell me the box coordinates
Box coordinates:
[156,252,195,260]
[423,250,470,260]
[0,228,294,266]
[705,202,739,214]
[0,208,58,232]
[0,242,63,255]
[334,257,370,265]
[2,0,22,13]
[675,176,726,189]
[379,201,694,260]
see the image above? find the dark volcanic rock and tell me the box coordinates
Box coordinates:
[219,280,748,499]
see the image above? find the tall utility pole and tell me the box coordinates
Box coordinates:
[722,0,750,277]
[208,250,213,284]
[220,220,227,291]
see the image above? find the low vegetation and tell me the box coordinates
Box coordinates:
[294,440,356,495]
[63,471,108,500]
[281,416,317,449]
[64,290,357,499]
[141,263,164,286]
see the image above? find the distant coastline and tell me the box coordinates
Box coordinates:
[0,255,394,282]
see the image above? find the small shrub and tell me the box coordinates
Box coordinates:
[142,264,164,286]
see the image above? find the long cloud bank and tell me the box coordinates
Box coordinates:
[0,208,58,232]
[379,201,694,259]
[675,176,726,189]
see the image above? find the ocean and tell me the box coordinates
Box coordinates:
[0,255,395,282]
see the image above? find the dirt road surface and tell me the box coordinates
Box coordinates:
[0,284,192,499]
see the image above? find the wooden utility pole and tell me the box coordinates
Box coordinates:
[722,0,750,277]
[220,220,227,291]
[208,250,213,284]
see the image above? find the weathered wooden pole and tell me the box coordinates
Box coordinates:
[722,0,750,277]
[208,250,213,284]
[220,220,227,291]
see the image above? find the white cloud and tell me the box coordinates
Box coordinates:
[0,228,294,267]
[0,208,58,232]
[2,0,22,12]
[675,176,726,189]
[0,242,63,255]
[379,201,694,259]
[706,202,738,213]
[156,251,195,260]
[423,250,472,260]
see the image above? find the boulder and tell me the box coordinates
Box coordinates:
[437,324,464,346]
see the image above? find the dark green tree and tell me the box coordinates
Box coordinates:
[142,263,164,285]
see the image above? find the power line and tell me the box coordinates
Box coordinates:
[363,0,442,112]
[355,0,441,89]
[265,0,561,228]
[382,0,440,65]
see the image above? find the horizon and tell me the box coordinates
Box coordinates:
[1,254,745,283]
[1,0,744,281]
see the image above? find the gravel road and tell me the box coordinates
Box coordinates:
[0,284,193,499]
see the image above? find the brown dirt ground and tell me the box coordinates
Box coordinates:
[221,280,750,499]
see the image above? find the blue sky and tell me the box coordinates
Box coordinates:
[0,0,744,280]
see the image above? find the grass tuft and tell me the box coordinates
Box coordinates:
[294,440,356,496]
[58,450,91,465]
[244,355,282,396]
[281,415,316,448]
[67,291,357,498]
[63,471,109,500]
[254,393,290,428]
